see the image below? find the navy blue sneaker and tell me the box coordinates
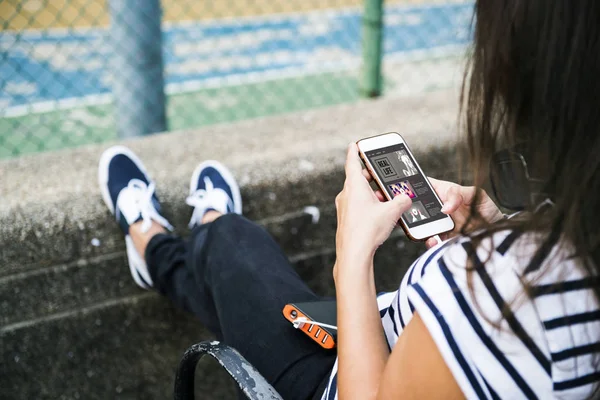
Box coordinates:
[98,146,173,289]
[186,160,242,228]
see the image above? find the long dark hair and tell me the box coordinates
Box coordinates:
[462,0,600,278]
[460,4,600,391]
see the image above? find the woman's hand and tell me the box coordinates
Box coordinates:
[334,144,409,399]
[425,177,504,248]
[334,143,412,279]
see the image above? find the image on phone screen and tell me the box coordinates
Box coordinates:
[365,144,445,228]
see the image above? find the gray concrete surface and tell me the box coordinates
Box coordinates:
[0,89,461,399]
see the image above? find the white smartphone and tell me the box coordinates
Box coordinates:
[357,132,454,241]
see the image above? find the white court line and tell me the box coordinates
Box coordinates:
[3,93,112,118]
[2,44,466,118]
[3,66,352,118]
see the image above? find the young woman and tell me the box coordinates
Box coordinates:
[99,0,600,398]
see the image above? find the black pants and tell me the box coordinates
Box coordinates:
[145,213,336,400]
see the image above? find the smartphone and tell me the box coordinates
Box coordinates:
[357,132,454,241]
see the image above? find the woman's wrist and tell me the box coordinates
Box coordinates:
[337,241,377,263]
[333,250,376,283]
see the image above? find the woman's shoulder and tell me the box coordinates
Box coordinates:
[436,229,591,286]
[406,230,600,398]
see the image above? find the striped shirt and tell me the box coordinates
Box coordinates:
[322,230,600,399]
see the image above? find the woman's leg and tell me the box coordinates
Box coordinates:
[99,148,336,399]
[144,232,224,337]
[144,214,336,400]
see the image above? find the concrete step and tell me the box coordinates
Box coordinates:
[0,237,423,400]
[0,208,337,327]
[1,294,237,400]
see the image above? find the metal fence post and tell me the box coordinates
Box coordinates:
[360,0,384,98]
[108,0,167,138]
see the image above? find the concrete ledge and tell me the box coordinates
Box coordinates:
[0,90,461,399]
[0,89,459,273]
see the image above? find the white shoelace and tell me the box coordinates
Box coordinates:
[126,179,173,233]
[292,317,337,330]
[186,176,233,228]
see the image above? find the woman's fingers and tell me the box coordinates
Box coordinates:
[429,177,480,215]
[386,194,412,222]
[429,177,459,211]
[361,168,386,201]
[363,168,386,201]
[425,237,439,249]
[345,143,363,178]
[425,233,450,249]
[440,185,464,214]
[428,177,452,198]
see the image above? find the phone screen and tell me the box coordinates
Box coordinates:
[365,144,445,228]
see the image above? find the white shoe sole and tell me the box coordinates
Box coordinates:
[189,160,243,215]
[125,235,153,289]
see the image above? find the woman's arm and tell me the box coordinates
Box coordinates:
[334,144,468,399]
[334,143,412,399]
[335,259,465,400]
[335,257,389,400]
[377,312,464,400]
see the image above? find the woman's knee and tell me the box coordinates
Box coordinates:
[191,213,258,265]
[202,214,277,273]
[211,212,246,228]
[208,213,257,244]
[189,213,277,272]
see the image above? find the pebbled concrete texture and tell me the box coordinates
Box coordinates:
[1,294,239,400]
[0,90,462,399]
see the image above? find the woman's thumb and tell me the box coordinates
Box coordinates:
[387,194,412,219]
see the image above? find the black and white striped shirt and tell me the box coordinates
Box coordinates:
[322,231,600,399]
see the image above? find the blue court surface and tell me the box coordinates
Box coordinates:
[0,3,472,114]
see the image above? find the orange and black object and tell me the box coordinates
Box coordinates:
[282,300,337,349]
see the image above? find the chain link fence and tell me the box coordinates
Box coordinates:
[0,0,472,158]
